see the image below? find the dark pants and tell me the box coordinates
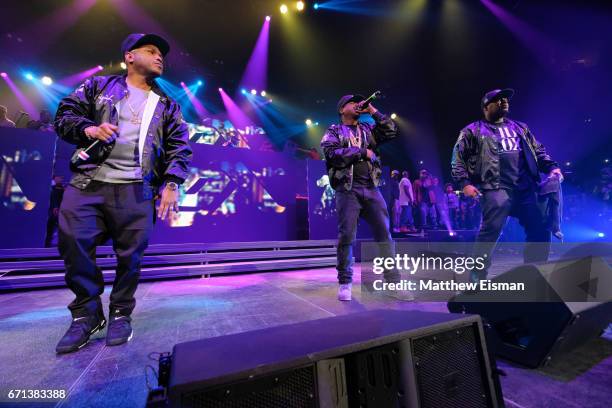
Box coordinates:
[44,214,58,247]
[471,187,550,281]
[416,202,436,228]
[336,185,399,284]
[400,204,414,228]
[58,182,154,319]
[448,207,458,229]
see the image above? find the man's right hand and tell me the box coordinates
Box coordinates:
[84,123,118,144]
[365,149,376,161]
[463,184,481,198]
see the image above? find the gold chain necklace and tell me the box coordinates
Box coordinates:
[125,92,147,125]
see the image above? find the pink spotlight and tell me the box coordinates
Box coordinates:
[97,65,104,70]
[265,16,271,21]
[218,88,223,92]
[0,72,7,78]
[180,81,209,118]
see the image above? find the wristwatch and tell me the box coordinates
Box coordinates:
[165,181,179,191]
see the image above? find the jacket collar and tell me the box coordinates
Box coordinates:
[113,74,168,101]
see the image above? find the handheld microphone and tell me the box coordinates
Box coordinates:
[356,90,382,111]
[77,140,100,161]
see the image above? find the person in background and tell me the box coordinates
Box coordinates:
[27,109,55,132]
[0,105,16,128]
[445,183,460,229]
[431,177,445,229]
[390,170,401,233]
[398,170,416,232]
[413,169,434,230]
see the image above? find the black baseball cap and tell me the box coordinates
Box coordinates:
[337,94,365,113]
[121,33,170,57]
[481,88,514,109]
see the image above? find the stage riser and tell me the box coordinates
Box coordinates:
[0,240,338,291]
[0,257,337,291]
[0,248,337,272]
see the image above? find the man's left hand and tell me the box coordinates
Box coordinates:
[158,186,180,220]
[549,168,564,183]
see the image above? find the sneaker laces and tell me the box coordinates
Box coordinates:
[109,316,130,331]
[66,319,89,336]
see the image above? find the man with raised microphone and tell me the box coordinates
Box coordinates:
[53,33,192,353]
[321,94,401,301]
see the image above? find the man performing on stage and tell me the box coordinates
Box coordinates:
[54,33,192,353]
[321,94,400,301]
[451,88,562,283]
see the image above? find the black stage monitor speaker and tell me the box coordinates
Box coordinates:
[150,310,502,408]
[448,256,612,368]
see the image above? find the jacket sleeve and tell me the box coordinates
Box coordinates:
[320,126,365,168]
[162,102,193,184]
[54,78,98,145]
[524,127,559,174]
[369,111,398,145]
[451,129,474,189]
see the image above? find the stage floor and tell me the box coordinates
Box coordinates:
[1,266,611,408]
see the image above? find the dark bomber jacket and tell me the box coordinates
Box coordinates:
[320,112,398,191]
[451,118,558,190]
[54,74,192,199]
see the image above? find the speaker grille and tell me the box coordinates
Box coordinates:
[181,365,317,408]
[412,324,491,408]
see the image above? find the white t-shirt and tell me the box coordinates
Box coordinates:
[398,177,414,206]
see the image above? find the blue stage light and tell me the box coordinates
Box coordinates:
[197,80,203,86]
[25,72,34,81]
[598,232,605,238]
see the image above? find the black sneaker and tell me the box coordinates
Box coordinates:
[56,315,106,354]
[106,315,133,346]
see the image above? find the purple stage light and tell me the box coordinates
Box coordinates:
[0,72,7,78]
[0,73,38,116]
[266,16,271,21]
[15,0,96,56]
[59,65,106,87]
[480,0,558,67]
[219,88,253,130]
[238,17,270,94]
[180,82,209,118]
